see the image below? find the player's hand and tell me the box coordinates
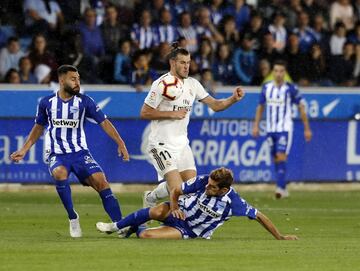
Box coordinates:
[172,108,187,120]
[232,87,245,102]
[252,126,260,137]
[172,209,185,220]
[118,144,130,161]
[280,235,299,240]
[10,150,26,163]
[304,128,312,142]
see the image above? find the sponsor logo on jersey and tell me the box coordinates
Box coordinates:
[197,200,221,218]
[52,119,79,128]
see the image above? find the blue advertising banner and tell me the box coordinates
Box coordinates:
[1,118,359,183]
[0,87,359,119]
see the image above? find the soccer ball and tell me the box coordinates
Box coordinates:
[160,75,183,101]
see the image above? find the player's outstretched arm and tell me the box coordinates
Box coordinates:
[99,119,129,161]
[255,211,298,240]
[298,103,312,142]
[10,124,45,162]
[140,103,187,120]
[169,185,185,220]
[252,104,265,137]
[200,87,245,112]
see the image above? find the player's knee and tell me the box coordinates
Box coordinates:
[139,229,155,239]
[88,174,109,192]
[52,167,68,180]
[275,153,287,162]
[150,204,169,220]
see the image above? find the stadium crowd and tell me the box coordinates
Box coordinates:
[1,0,360,89]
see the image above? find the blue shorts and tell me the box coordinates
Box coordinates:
[163,202,197,239]
[267,132,292,155]
[48,150,103,185]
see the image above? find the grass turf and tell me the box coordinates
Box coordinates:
[0,189,359,271]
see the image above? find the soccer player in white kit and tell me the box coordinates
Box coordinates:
[252,60,312,198]
[141,43,245,207]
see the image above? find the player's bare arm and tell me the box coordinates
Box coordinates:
[201,87,245,112]
[169,185,185,220]
[252,104,265,137]
[255,211,298,240]
[10,124,45,162]
[99,119,129,161]
[140,103,187,120]
[298,103,312,142]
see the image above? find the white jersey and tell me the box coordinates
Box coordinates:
[144,73,209,151]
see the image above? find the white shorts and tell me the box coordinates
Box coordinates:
[148,144,196,181]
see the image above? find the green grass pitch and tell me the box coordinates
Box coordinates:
[1,189,359,271]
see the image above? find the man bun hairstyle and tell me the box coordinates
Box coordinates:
[167,41,189,60]
[57,64,78,76]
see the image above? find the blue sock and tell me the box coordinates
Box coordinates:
[99,188,122,222]
[116,208,150,229]
[55,180,77,220]
[275,161,287,189]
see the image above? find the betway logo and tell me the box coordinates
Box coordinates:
[52,119,79,128]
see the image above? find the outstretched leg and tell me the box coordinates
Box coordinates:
[139,226,182,239]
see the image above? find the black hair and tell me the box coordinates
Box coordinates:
[272,59,288,69]
[167,41,189,60]
[57,65,78,76]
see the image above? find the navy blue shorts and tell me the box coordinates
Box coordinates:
[48,150,103,185]
[267,132,292,155]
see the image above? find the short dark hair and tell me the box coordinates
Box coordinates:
[167,41,189,60]
[57,65,78,76]
[209,167,234,189]
[272,59,287,69]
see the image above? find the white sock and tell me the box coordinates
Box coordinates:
[148,182,169,201]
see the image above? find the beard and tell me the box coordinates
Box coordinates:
[64,84,80,97]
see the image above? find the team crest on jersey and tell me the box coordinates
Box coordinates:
[70,106,79,114]
[84,155,95,164]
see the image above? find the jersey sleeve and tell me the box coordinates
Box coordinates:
[34,98,48,126]
[144,80,163,109]
[258,84,267,105]
[181,175,209,194]
[229,190,257,219]
[290,84,303,105]
[85,96,106,124]
[193,79,209,101]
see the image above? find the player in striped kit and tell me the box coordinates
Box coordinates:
[141,43,245,208]
[10,65,129,237]
[252,60,312,198]
[96,167,298,240]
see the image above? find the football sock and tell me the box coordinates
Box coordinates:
[148,181,169,201]
[55,180,77,220]
[116,207,150,230]
[275,161,287,189]
[99,188,122,222]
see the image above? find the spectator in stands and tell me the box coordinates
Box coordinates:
[330,0,354,31]
[354,0,360,22]
[151,42,171,75]
[154,8,178,45]
[212,43,236,85]
[200,68,216,95]
[303,43,329,86]
[224,0,251,31]
[177,11,198,53]
[243,12,265,52]
[148,0,166,24]
[328,42,356,86]
[194,6,224,44]
[131,10,158,50]
[18,56,37,84]
[348,22,360,45]
[28,34,58,81]
[252,58,272,85]
[113,39,132,84]
[258,0,282,25]
[101,4,129,56]
[34,63,51,84]
[0,37,25,80]
[77,8,105,61]
[166,0,191,23]
[293,11,317,53]
[284,0,303,30]
[194,38,214,71]
[23,0,64,37]
[268,12,287,53]
[312,13,330,52]
[130,50,158,92]
[4,68,20,83]
[329,22,347,56]
[209,0,226,26]
[233,33,258,85]
[219,15,240,51]
[353,44,360,85]
[258,32,283,65]
[284,33,308,84]
[301,0,327,22]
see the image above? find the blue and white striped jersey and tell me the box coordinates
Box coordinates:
[259,81,303,133]
[180,175,257,239]
[35,92,106,156]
